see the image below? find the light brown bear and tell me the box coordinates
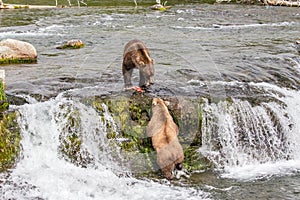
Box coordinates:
[146,97,184,179]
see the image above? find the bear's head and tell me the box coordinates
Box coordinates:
[152,97,169,107]
[151,97,170,116]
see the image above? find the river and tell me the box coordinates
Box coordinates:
[0,3,300,200]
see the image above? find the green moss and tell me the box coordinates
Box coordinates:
[93,93,152,141]
[57,106,93,167]
[0,112,21,172]
[90,94,212,174]
[59,132,93,167]
[0,57,37,65]
[0,82,8,113]
[183,146,213,171]
[91,94,157,170]
[89,93,218,176]
[58,43,85,49]
[0,75,21,172]
[56,40,85,50]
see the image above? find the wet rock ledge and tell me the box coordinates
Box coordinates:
[58,91,213,177]
[0,79,20,172]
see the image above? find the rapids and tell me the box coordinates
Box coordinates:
[0,3,300,200]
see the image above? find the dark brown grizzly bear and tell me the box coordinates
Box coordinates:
[122,39,154,89]
[146,97,184,179]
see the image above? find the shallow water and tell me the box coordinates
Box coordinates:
[1,4,299,98]
[0,3,300,200]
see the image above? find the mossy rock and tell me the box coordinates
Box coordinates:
[0,39,38,65]
[59,132,93,168]
[0,78,18,172]
[56,40,85,50]
[56,103,94,167]
[57,92,213,174]
[0,111,21,172]
[91,93,212,174]
[183,146,213,171]
[0,57,37,65]
[0,81,8,113]
[90,93,157,172]
[93,93,154,150]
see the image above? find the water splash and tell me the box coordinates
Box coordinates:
[0,95,210,199]
[200,83,300,180]
[172,21,296,31]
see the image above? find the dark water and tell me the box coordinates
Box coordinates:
[0,3,300,200]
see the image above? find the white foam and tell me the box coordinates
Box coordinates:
[221,160,300,181]
[0,24,66,39]
[1,96,211,200]
[172,21,296,31]
[200,82,300,181]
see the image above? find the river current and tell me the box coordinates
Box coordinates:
[0,3,300,200]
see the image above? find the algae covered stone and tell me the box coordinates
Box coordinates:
[0,78,20,172]
[55,91,213,175]
[0,79,8,112]
[0,111,21,172]
[91,93,213,174]
[56,39,85,49]
[0,38,37,64]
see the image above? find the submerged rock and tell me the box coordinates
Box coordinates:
[0,39,37,64]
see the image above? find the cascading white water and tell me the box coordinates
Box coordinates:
[0,94,210,200]
[200,82,300,180]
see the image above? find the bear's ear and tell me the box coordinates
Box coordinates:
[164,101,170,106]
[152,98,158,106]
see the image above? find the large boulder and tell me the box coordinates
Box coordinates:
[0,39,37,64]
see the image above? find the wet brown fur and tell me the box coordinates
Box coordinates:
[146,98,184,179]
[122,39,154,88]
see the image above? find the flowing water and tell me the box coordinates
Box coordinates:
[0,3,300,200]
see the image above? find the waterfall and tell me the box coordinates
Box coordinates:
[0,94,210,200]
[200,83,300,180]
[1,95,124,199]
